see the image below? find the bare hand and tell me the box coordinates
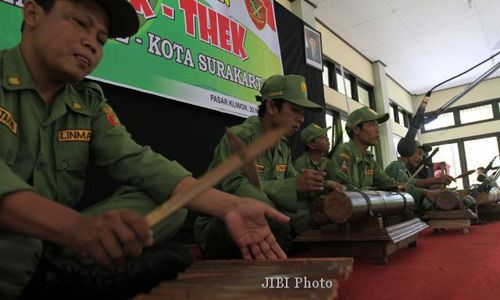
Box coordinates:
[326,180,346,192]
[66,211,153,266]
[296,169,325,192]
[435,175,454,185]
[223,198,289,260]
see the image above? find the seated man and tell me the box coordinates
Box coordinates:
[326,107,398,190]
[294,123,331,172]
[385,142,453,214]
[0,1,288,299]
[195,74,342,258]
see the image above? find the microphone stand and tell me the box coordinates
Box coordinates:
[424,59,500,123]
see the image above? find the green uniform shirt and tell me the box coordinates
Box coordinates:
[293,152,326,172]
[195,116,311,238]
[385,159,424,203]
[208,115,299,211]
[326,140,397,190]
[0,46,190,205]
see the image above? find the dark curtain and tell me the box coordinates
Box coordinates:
[276,3,326,159]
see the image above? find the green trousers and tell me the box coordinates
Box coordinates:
[0,187,187,300]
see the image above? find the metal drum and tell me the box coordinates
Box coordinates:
[317,190,414,224]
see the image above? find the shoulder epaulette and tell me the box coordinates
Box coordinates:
[75,81,105,98]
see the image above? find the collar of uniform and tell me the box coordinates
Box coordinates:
[244,116,288,155]
[307,154,323,167]
[2,46,36,91]
[347,140,373,163]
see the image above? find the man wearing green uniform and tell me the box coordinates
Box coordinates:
[294,123,331,172]
[0,0,288,298]
[385,143,452,214]
[326,107,398,190]
[195,75,343,258]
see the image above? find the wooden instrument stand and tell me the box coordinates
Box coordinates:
[295,216,428,265]
[424,209,476,233]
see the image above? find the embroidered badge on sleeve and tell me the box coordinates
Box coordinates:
[101,105,121,126]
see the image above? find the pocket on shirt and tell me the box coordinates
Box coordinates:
[54,144,89,205]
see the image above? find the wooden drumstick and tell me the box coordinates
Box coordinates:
[226,130,262,191]
[145,126,288,227]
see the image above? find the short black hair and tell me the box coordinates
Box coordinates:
[257,99,284,117]
[21,0,56,32]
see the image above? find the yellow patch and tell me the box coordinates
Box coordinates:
[275,164,286,172]
[301,81,307,95]
[58,129,91,142]
[72,102,82,110]
[256,164,265,173]
[313,123,320,128]
[0,106,18,134]
[365,168,374,176]
[7,77,20,86]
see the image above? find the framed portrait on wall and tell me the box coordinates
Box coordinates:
[304,25,323,71]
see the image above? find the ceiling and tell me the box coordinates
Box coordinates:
[310,0,500,95]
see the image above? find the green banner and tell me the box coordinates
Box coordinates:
[0,0,283,117]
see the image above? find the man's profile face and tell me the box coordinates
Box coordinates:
[353,120,380,147]
[408,148,424,168]
[309,135,330,153]
[269,101,305,136]
[26,0,110,83]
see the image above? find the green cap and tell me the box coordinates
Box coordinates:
[94,0,139,38]
[300,123,331,144]
[256,74,323,113]
[345,106,389,132]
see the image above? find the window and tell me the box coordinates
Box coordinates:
[390,102,411,128]
[464,136,499,186]
[325,112,334,151]
[431,142,463,189]
[325,109,349,151]
[322,59,375,109]
[340,117,348,143]
[357,85,370,107]
[397,109,405,127]
[393,134,402,154]
[459,104,494,124]
[322,64,330,86]
[423,98,499,132]
[424,112,455,131]
[389,103,396,122]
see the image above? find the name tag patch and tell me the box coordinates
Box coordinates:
[256,164,265,173]
[0,106,18,134]
[365,168,374,176]
[275,164,286,172]
[58,129,91,142]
